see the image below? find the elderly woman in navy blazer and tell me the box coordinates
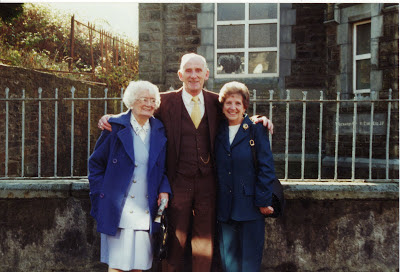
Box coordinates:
[215,81,276,272]
[88,80,171,272]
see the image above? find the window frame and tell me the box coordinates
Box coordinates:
[353,20,372,94]
[214,3,280,79]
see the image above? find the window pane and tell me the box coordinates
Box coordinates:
[356,23,371,55]
[249,3,277,20]
[217,25,244,49]
[217,3,245,21]
[356,59,371,90]
[249,52,277,74]
[217,53,244,74]
[249,24,277,48]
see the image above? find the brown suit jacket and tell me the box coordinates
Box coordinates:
[154,87,223,183]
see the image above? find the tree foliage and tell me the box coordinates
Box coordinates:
[0,3,139,90]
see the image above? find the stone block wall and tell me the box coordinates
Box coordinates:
[0,64,121,177]
[139,3,201,92]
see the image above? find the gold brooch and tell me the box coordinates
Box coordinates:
[243,123,249,130]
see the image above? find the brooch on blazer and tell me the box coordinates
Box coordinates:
[243,123,249,130]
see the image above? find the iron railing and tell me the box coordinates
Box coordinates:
[0,87,398,182]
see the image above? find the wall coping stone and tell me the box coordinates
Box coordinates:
[0,180,397,200]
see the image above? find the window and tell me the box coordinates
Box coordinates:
[353,20,371,93]
[215,3,279,78]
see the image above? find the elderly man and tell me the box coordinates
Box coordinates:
[98,53,272,272]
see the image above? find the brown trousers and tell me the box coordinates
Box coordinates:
[165,171,216,272]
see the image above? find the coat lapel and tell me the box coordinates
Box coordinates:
[231,115,253,149]
[148,117,167,173]
[112,111,135,164]
[215,120,230,152]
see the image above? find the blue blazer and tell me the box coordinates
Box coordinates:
[88,110,172,235]
[215,115,276,222]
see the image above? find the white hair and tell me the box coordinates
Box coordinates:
[122,80,161,109]
[179,53,208,72]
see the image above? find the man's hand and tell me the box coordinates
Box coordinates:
[98,115,112,131]
[253,116,274,134]
[259,206,274,216]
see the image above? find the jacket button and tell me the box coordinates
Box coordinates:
[135,163,138,167]
[100,193,105,198]
[133,180,137,183]
[228,172,231,175]
[227,153,231,156]
[112,158,117,164]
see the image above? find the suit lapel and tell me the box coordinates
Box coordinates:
[203,90,218,152]
[172,89,183,159]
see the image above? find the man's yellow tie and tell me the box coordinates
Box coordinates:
[191,96,201,129]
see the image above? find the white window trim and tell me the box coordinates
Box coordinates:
[214,3,280,79]
[353,20,371,94]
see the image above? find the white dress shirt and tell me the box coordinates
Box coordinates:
[182,89,205,118]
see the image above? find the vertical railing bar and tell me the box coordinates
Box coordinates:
[38,87,42,177]
[5,88,9,177]
[351,94,358,181]
[318,91,324,181]
[70,86,76,177]
[386,88,392,179]
[21,89,26,177]
[268,90,274,149]
[120,87,124,113]
[104,88,108,115]
[253,89,257,116]
[285,90,290,180]
[334,92,340,181]
[301,91,307,180]
[87,88,91,176]
[54,88,58,177]
[368,91,375,180]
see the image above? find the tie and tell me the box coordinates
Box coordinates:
[191,96,201,129]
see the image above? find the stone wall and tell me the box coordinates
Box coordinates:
[139,3,201,92]
[0,180,398,272]
[0,64,122,177]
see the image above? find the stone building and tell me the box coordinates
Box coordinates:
[138,3,399,180]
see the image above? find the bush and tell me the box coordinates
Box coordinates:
[0,3,138,90]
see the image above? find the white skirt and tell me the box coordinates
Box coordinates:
[101,228,153,271]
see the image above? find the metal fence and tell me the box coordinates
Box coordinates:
[0,87,398,182]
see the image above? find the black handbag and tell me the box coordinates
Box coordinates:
[249,124,285,218]
[153,209,168,260]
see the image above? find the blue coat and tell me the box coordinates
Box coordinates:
[215,115,276,222]
[88,110,171,236]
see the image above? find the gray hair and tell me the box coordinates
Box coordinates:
[179,53,208,72]
[123,80,161,109]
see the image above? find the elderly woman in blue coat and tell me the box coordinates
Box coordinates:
[88,80,172,272]
[215,81,276,272]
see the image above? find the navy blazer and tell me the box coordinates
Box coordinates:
[88,110,172,235]
[215,115,276,222]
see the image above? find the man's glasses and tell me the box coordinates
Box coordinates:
[136,97,156,104]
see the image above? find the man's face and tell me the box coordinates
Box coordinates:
[178,56,209,96]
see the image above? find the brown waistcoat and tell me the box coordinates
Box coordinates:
[176,101,214,177]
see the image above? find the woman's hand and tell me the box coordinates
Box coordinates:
[98,115,112,131]
[158,192,169,208]
[259,206,274,216]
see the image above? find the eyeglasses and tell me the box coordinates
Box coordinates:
[136,97,156,104]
